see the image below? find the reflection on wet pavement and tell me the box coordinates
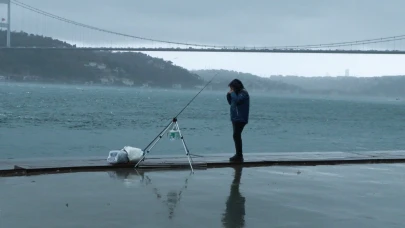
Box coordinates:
[1,164,405,228]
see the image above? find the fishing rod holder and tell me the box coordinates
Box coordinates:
[134,117,195,173]
[133,73,217,173]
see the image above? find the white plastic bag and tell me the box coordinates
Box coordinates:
[107,150,129,164]
[122,146,143,162]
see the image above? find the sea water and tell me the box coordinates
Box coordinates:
[1,82,405,160]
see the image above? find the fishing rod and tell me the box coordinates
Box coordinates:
[142,73,218,152]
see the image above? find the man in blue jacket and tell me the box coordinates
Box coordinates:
[227,79,250,162]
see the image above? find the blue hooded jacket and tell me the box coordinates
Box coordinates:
[226,79,250,124]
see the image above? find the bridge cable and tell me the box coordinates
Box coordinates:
[11,0,405,50]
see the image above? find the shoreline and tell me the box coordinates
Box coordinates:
[2,150,405,177]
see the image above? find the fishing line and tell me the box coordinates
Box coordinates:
[142,73,218,152]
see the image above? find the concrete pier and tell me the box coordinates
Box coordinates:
[1,151,405,176]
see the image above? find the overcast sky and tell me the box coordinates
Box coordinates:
[1,0,404,77]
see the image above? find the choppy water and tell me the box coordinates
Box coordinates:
[1,82,405,160]
[1,164,405,228]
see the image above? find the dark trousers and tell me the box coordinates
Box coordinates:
[232,122,246,156]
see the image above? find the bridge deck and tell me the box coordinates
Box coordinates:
[2,47,405,55]
[1,151,405,176]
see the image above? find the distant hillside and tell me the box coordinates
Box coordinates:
[192,70,405,98]
[270,75,405,97]
[0,31,204,88]
[192,69,304,93]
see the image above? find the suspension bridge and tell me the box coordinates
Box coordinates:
[1,0,405,54]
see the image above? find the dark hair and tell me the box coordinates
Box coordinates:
[228,79,245,93]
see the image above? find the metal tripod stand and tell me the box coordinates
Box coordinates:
[134,117,195,173]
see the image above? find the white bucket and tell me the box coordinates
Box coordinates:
[107,150,129,164]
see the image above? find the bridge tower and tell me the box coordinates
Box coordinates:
[0,0,10,47]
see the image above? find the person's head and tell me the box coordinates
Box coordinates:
[228,79,245,93]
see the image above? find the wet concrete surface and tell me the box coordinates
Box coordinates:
[0,164,405,228]
[2,151,405,176]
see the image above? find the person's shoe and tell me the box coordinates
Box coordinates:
[229,154,244,162]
